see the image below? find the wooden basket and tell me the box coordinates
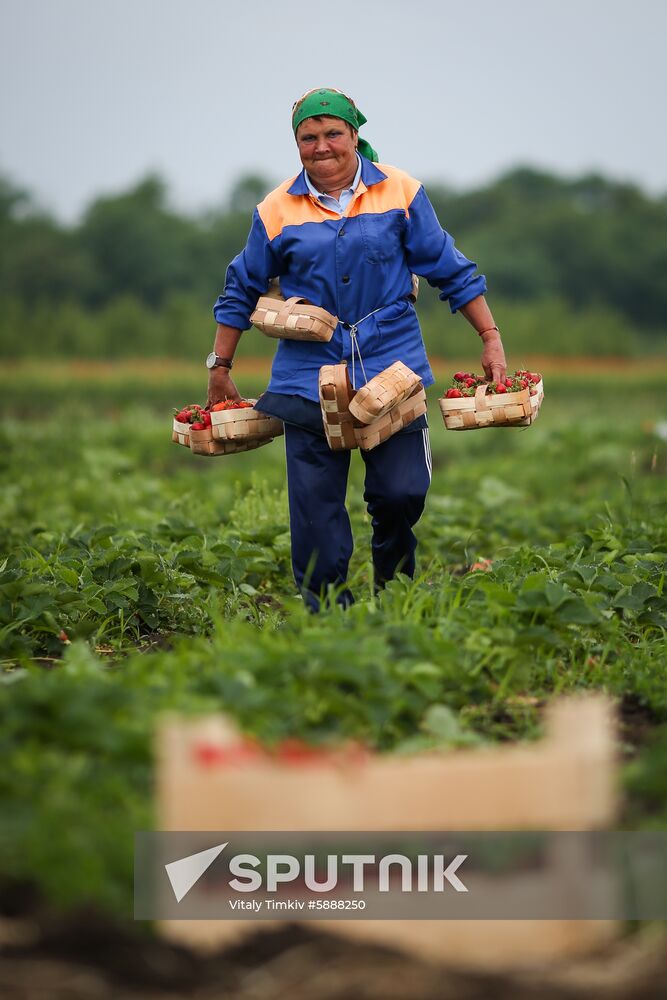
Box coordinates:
[251,294,338,342]
[172,418,191,448]
[318,363,359,450]
[356,384,427,451]
[189,426,274,457]
[515,378,545,426]
[349,361,422,424]
[210,401,284,442]
[439,380,542,431]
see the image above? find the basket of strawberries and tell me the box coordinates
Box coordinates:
[172,404,206,447]
[209,399,284,443]
[172,400,283,456]
[439,370,544,431]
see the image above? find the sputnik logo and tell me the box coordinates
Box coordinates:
[165,843,228,902]
[164,843,469,900]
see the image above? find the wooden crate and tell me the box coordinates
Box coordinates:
[156,696,618,967]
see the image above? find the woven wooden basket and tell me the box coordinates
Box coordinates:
[349,361,422,424]
[210,401,284,442]
[356,384,427,451]
[439,380,543,431]
[189,426,273,457]
[251,294,338,343]
[515,378,545,426]
[318,363,359,450]
[172,418,191,448]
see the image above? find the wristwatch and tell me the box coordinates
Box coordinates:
[206,352,233,370]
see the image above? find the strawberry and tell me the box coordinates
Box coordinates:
[201,411,212,427]
[453,372,466,381]
[190,421,207,430]
[504,378,513,388]
[175,404,204,424]
[495,383,507,393]
[445,388,463,398]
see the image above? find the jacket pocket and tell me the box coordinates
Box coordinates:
[358,210,406,264]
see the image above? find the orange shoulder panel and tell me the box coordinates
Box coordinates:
[347,163,422,219]
[257,177,327,241]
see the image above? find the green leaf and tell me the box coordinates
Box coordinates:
[59,567,79,588]
[552,596,601,625]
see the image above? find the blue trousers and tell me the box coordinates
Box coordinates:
[284,421,432,612]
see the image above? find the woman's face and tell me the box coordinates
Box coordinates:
[295,116,358,187]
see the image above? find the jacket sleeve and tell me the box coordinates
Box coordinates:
[403,186,486,312]
[212,208,284,330]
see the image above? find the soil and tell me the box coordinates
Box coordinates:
[1,891,666,1000]
[618,694,663,759]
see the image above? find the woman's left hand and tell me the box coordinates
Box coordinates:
[480,329,507,384]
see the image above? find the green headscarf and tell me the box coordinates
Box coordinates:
[291,88,379,163]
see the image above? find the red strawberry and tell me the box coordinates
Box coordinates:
[201,411,212,427]
[453,372,466,381]
[504,378,513,387]
[445,388,463,398]
[495,383,507,393]
[191,421,207,430]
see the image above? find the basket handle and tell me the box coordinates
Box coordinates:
[475,382,490,410]
[273,297,309,326]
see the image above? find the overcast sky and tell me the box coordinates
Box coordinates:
[1,0,665,221]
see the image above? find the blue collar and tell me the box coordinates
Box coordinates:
[287,154,387,196]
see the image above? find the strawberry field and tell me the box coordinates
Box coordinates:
[0,361,666,920]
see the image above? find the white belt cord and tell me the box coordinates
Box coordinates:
[345,305,385,390]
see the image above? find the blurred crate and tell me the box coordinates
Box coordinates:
[156,696,617,968]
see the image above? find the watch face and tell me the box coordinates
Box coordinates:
[206,352,217,369]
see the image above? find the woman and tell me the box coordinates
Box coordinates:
[208,88,507,611]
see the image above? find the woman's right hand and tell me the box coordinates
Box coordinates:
[207,368,242,407]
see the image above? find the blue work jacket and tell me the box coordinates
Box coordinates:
[213,155,486,405]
